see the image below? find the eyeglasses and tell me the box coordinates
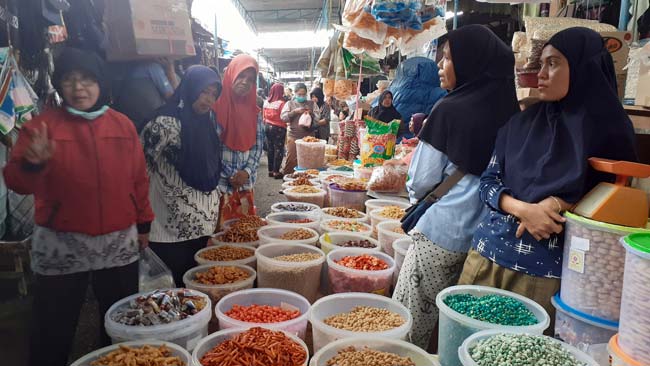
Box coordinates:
[60,76,97,89]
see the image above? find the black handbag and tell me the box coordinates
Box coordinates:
[401,170,465,233]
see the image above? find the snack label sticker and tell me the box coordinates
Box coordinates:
[568,248,586,274]
[571,236,590,252]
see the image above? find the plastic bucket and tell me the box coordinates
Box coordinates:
[328,184,367,212]
[211,231,260,248]
[458,330,599,366]
[608,334,643,366]
[194,244,257,269]
[436,285,550,366]
[309,292,413,353]
[561,212,650,321]
[270,202,321,215]
[320,219,372,236]
[70,340,191,366]
[376,220,408,257]
[182,264,256,304]
[215,288,311,340]
[283,187,327,208]
[551,293,618,349]
[256,225,320,246]
[309,336,435,366]
[618,234,650,363]
[392,237,413,287]
[192,327,309,366]
[321,207,368,223]
[319,232,381,255]
[255,243,325,303]
[365,199,410,214]
[266,212,321,232]
[296,139,326,169]
[327,248,395,296]
[105,289,212,351]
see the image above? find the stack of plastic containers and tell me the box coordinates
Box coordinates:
[296,139,326,169]
[616,233,650,365]
[436,285,550,366]
[560,213,649,322]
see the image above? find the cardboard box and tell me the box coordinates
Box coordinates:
[601,31,633,74]
[104,0,196,61]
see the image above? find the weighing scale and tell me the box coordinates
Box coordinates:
[574,158,650,228]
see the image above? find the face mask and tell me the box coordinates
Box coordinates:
[66,105,109,120]
[295,96,307,103]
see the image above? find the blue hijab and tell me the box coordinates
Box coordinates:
[496,27,637,203]
[156,66,222,192]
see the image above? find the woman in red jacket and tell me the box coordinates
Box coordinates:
[3,48,154,366]
[263,83,286,179]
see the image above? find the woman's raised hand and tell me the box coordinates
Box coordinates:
[24,122,56,166]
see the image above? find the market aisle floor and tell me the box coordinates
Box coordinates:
[1,154,286,365]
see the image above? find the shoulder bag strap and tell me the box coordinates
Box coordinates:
[423,169,466,203]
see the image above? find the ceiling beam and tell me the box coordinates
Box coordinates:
[230,0,258,35]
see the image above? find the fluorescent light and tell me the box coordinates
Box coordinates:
[445,11,464,19]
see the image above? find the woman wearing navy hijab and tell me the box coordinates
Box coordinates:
[459,28,637,320]
[393,25,519,350]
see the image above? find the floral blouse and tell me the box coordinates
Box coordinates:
[141,116,220,242]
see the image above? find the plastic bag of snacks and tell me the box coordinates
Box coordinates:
[360,117,400,167]
[367,164,408,193]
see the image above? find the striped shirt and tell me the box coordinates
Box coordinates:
[141,116,220,242]
[217,116,264,193]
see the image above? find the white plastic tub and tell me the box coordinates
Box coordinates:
[284,172,319,182]
[283,187,327,208]
[182,264,256,304]
[215,288,311,340]
[377,220,408,257]
[271,202,321,215]
[309,336,435,366]
[320,207,368,223]
[282,179,321,190]
[296,139,327,169]
[365,198,410,213]
[551,294,618,349]
[192,327,309,366]
[194,244,257,269]
[327,248,395,296]
[265,212,321,232]
[392,237,413,287]
[608,334,644,366]
[309,292,413,353]
[212,231,260,248]
[256,243,325,303]
[458,330,599,366]
[436,285,550,366]
[70,340,191,366]
[319,233,381,255]
[618,234,650,363]
[105,289,212,351]
[328,184,367,212]
[320,219,372,236]
[257,225,320,246]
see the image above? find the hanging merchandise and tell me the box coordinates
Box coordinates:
[342,49,382,77]
[371,0,424,30]
[0,49,39,135]
[343,30,387,59]
[342,0,387,45]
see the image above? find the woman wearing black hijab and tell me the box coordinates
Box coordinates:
[459,28,637,321]
[311,87,331,142]
[392,25,519,350]
[369,90,401,123]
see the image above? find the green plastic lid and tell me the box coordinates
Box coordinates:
[624,233,650,258]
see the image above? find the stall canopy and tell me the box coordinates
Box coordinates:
[231,0,341,74]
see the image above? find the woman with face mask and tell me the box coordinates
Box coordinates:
[392,25,519,350]
[213,55,265,224]
[459,27,637,323]
[280,82,320,175]
[3,47,154,366]
[141,65,222,286]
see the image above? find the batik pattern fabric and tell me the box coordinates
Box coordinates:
[141,116,220,243]
[472,153,563,279]
[30,225,138,275]
[392,230,467,349]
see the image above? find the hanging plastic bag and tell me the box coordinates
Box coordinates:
[299,112,312,128]
[360,116,400,167]
[139,247,175,292]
